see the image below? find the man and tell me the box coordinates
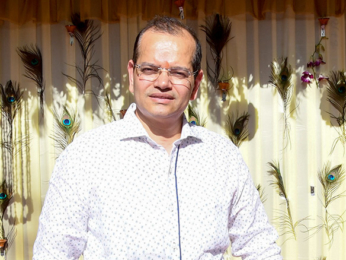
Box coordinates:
[33,16,281,259]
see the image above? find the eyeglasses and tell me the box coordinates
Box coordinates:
[134,63,197,86]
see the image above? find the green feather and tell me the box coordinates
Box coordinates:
[318,163,345,209]
[186,104,206,127]
[200,14,233,86]
[51,106,80,155]
[326,71,346,126]
[227,112,249,147]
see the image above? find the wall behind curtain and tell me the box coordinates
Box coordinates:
[0,5,346,260]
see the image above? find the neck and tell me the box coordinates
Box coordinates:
[135,109,183,154]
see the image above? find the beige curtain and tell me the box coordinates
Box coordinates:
[0,0,346,24]
[0,1,346,260]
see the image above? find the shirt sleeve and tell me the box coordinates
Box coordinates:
[228,151,282,260]
[33,144,89,260]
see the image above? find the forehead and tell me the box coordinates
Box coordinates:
[137,29,195,67]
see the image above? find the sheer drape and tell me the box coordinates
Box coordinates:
[1,0,346,24]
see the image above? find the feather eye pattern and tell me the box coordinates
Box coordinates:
[51,106,80,156]
[256,184,267,204]
[186,104,206,127]
[268,162,309,243]
[306,163,345,246]
[319,163,345,209]
[326,71,346,154]
[0,180,15,255]
[0,81,23,127]
[200,14,233,87]
[17,45,44,116]
[269,57,293,148]
[0,81,23,255]
[227,112,250,147]
[63,13,103,95]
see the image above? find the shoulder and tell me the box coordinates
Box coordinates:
[59,119,127,160]
[191,124,237,152]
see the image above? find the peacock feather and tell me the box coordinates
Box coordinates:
[186,104,206,127]
[17,45,44,116]
[104,90,116,122]
[0,81,23,126]
[326,71,346,154]
[318,163,345,209]
[51,106,80,156]
[227,112,249,147]
[0,181,13,238]
[256,184,267,204]
[63,13,103,95]
[200,14,233,87]
[268,162,309,243]
[269,57,293,148]
[304,163,345,246]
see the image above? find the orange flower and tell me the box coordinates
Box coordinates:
[318,18,329,26]
[174,0,185,8]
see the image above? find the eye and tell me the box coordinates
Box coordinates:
[170,69,189,79]
[140,66,158,75]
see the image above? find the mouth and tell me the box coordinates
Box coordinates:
[149,93,175,100]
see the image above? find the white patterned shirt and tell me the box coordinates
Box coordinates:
[33,103,281,260]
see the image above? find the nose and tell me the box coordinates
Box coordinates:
[155,68,171,89]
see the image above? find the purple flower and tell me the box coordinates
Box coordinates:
[318,74,328,81]
[307,61,314,68]
[314,59,321,67]
[301,71,314,83]
[314,58,326,67]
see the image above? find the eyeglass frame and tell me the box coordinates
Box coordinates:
[134,63,198,85]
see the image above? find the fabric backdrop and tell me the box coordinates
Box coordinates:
[0,1,346,259]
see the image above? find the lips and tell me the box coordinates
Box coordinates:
[149,93,174,100]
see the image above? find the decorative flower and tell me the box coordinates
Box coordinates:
[307,61,314,68]
[174,0,185,19]
[301,71,314,83]
[318,18,330,26]
[65,25,77,46]
[314,58,326,67]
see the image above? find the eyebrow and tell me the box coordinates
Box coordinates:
[140,62,191,72]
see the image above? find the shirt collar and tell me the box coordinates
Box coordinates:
[119,103,202,142]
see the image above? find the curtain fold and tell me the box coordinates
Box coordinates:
[1,0,346,24]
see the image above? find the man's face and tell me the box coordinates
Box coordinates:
[128,29,203,123]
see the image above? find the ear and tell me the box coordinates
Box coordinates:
[190,70,203,101]
[128,60,135,94]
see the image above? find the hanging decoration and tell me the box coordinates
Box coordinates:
[305,163,345,247]
[0,80,25,257]
[65,25,77,46]
[319,18,330,37]
[63,13,103,95]
[218,67,234,101]
[174,0,185,20]
[227,112,249,147]
[301,18,329,88]
[17,45,44,116]
[269,57,293,148]
[326,71,346,154]
[268,162,309,244]
[200,14,234,99]
[185,103,206,127]
[51,106,81,157]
